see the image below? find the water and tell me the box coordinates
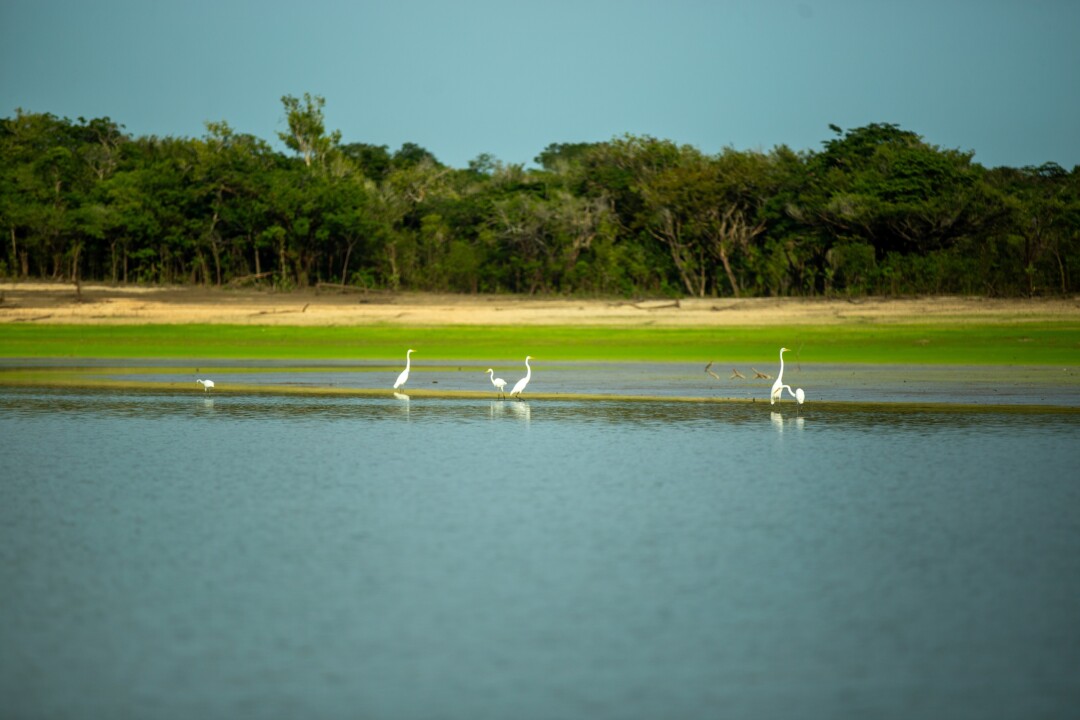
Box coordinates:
[1,387,1079,719]
[7,357,1080,405]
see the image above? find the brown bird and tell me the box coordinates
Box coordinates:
[752,368,771,379]
[705,361,721,381]
[730,368,746,379]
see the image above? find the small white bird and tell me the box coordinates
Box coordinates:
[196,378,215,392]
[486,368,507,397]
[781,384,806,405]
[394,349,415,390]
[510,355,533,398]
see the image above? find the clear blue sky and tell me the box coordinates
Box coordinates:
[3,0,1078,169]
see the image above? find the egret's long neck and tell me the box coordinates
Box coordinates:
[405,351,412,371]
[524,358,531,379]
[778,350,785,380]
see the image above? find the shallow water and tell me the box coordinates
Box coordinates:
[1,387,1079,719]
[7,357,1080,405]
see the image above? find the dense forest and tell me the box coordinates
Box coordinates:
[2,94,1078,298]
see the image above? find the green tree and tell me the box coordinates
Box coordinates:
[193,121,275,284]
[4,105,1080,298]
[323,175,384,288]
[810,123,985,256]
[984,162,1078,296]
[341,142,392,182]
[636,145,715,296]
[0,111,76,278]
[392,142,440,169]
[278,93,341,169]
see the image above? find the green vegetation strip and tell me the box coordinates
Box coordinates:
[1,322,1078,365]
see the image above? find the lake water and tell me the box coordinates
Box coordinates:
[13,356,1080,405]
[2,376,1079,719]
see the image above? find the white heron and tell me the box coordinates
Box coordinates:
[769,347,788,404]
[770,347,805,405]
[393,349,415,390]
[781,384,806,405]
[196,378,215,392]
[486,368,507,397]
[510,355,532,398]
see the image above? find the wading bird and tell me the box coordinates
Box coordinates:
[510,355,533,398]
[705,361,721,380]
[730,368,746,380]
[770,347,806,405]
[196,378,215,392]
[770,348,789,405]
[781,384,806,405]
[486,368,507,397]
[394,349,415,390]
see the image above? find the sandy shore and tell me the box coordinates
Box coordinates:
[1,282,1077,327]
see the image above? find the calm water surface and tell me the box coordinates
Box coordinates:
[1,387,1078,719]
[9,357,1080,405]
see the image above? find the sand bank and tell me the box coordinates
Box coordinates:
[1,283,1077,327]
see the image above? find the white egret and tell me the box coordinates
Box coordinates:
[196,378,215,392]
[781,384,806,405]
[510,355,533,398]
[486,368,507,397]
[393,349,415,390]
[770,347,790,405]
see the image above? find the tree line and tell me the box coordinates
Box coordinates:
[2,94,1077,297]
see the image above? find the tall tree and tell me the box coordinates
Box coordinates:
[807,123,985,255]
[986,162,1078,296]
[193,121,274,285]
[278,93,341,169]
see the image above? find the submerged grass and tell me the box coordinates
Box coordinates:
[1,322,1078,365]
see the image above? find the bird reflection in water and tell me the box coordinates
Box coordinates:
[392,391,410,420]
[770,410,804,433]
[508,400,531,425]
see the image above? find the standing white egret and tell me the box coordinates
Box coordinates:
[196,378,215,392]
[770,347,789,405]
[393,349,415,390]
[486,368,507,397]
[510,355,532,398]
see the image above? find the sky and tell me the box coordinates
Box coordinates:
[3,0,1079,170]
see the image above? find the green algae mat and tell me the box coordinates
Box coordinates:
[1,323,1078,365]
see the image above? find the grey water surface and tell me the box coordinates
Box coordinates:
[1,385,1079,720]
[19,356,1076,405]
